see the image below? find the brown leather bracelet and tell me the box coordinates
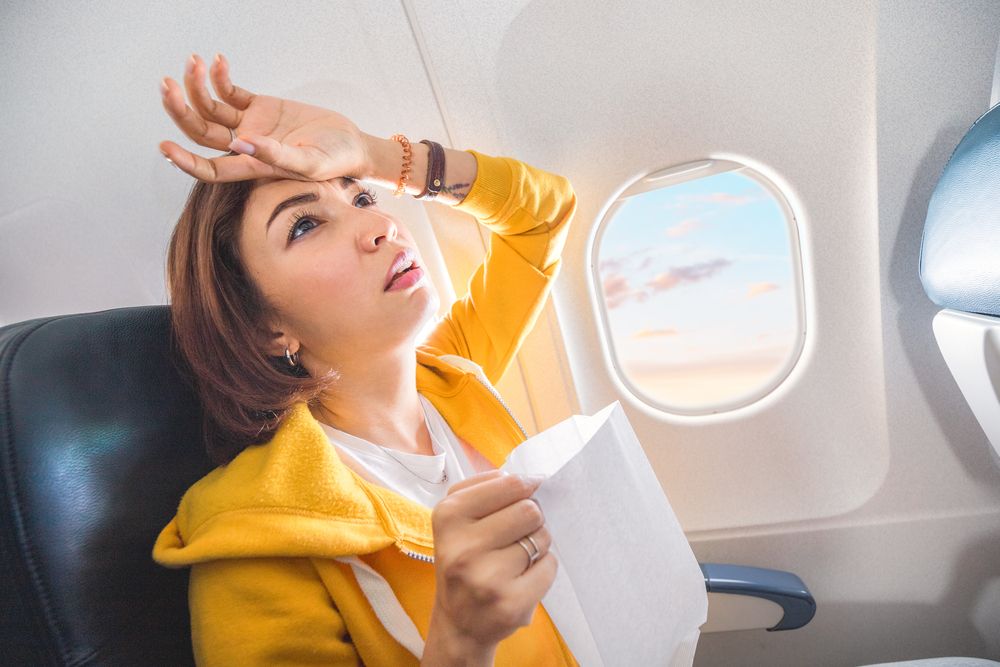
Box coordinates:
[417,139,445,201]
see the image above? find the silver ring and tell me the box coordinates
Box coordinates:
[525,534,541,562]
[517,537,541,570]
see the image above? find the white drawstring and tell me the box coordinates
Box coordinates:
[337,556,426,659]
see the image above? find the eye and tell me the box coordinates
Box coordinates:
[286,210,319,243]
[354,186,379,208]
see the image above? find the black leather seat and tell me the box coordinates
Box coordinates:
[0,306,213,666]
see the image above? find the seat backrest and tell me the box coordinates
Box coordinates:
[919,101,1000,317]
[0,306,213,666]
[919,100,1000,463]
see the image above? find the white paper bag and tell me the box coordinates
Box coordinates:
[501,401,707,667]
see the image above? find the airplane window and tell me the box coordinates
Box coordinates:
[592,159,805,415]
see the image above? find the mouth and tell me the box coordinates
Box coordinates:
[384,247,421,291]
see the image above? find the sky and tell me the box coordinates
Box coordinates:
[596,167,801,411]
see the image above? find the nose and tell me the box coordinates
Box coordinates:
[362,212,398,251]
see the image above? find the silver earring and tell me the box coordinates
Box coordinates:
[284,346,299,367]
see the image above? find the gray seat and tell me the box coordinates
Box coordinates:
[919,99,1000,463]
[864,85,1000,667]
[920,100,1000,317]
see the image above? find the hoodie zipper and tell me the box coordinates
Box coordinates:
[436,354,529,442]
[400,547,435,563]
[471,373,529,440]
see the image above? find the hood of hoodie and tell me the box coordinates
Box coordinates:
[152,348,526,568]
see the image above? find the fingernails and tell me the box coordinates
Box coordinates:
[186,54,196,76]
[160,77,169,97]
[228,138,255,155]
[161,153,181,171]
[518,474,547,486]
[214,53,221,66]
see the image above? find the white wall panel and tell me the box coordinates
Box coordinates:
[0,1,453,324]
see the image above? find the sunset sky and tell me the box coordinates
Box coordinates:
[597,168,800,410]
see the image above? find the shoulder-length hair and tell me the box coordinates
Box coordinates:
[166,175,337,466]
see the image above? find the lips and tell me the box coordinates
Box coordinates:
[384,247,420,291]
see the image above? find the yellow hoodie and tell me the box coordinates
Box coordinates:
[153,149,579,666]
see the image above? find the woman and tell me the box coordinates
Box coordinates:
[151,53,579,666]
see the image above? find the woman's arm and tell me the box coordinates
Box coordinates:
[158,52,478,193]
[362,134,478,206]
[415,150,578,385]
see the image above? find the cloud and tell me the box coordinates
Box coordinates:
[746,282,779,299]
[602,273,650,309]
[599,257,626,273]
[599,243,701,277]
[646,273,680,291]
[632,328,679,339]
[603,273,629,301]
[598,246,653,274]
[665,218,702,238]
[646,258,731,293]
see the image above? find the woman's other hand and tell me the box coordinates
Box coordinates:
[423,470,557,666]
[159,53,372,183]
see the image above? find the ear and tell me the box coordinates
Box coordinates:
[263,322,299,359]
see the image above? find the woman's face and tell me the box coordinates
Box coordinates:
[238,176,439,372]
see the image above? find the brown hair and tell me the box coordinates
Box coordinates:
[166,176,338,466]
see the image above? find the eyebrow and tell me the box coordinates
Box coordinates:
[265,176,356,233]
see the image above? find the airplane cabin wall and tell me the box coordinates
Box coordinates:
[413,0,1000,663]
[1,1,999,665]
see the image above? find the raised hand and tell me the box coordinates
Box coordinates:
[159,53,373,183]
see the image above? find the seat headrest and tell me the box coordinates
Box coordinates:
[0,306,212,665]
[920,102,1000,317]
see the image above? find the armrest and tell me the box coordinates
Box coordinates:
[700,563,816,632]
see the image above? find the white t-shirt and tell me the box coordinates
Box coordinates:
[318,394,481,508]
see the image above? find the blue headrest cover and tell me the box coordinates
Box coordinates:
[920,102,1000,317]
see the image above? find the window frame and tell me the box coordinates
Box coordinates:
[589,158,807,416]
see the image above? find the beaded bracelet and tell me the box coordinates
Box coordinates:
[389,133,413,197]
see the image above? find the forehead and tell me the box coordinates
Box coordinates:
[249,176,353,207]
